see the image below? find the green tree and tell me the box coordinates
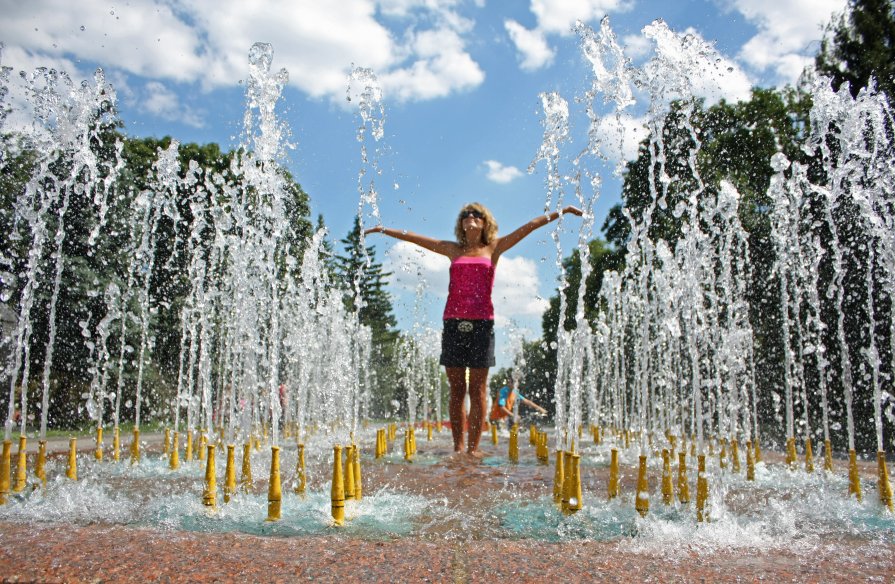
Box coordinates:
[334,216,399,415]
[542,239,623,336]
[313,214,339,283]
[602,89,816,256]
[1,128,314,429]
[816,0,895,103]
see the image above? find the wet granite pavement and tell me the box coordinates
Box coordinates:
[1,429,893,583]
[2,520,893,583]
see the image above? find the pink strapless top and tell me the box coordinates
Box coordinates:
[443,256,495,320]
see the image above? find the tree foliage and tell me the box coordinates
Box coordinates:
[333,217,399,415]
[816,0,895,103]
[1,128,313,429]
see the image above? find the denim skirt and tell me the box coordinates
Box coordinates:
[439,319,496,368]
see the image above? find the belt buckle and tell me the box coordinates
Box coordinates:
[458,320,474,333]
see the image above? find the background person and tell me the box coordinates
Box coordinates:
[489,376,546,430]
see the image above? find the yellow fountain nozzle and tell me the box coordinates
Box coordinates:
[877,451,892,512]
[130,428,140,465]
[677,450,689,504]
[94,427,103,462]
[331,444,345,526]
[224,444,236,503]
[0,440,12,504]
[731,439,741,474]
[67,437,78,481]
[344,442,356,501]
[491,422,498,446]
[745,440,755,482]
[13,435,27,493]
[804,438,814,474]
[567,453,583,514]
[266,446,282,522]
[785,436,796,468]
[607,448,620,500]
[635,454,650,517]
[202,444,217,510]
[240,442,253,493]
[661,449,673,506]
[112,426,120,462]
[848,449,862,502]
[294,443,306,496]
[561,450,573,514]
[34,439,47,487]
[375,429,384,459]
[696,454,708,523]
[403,428,414,462]
[823,439,833,472]
[508,425,519,464]
[169,431,181,470]
[553,449,565,505]
[352,444,363,501]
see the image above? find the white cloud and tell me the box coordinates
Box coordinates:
[0,45,87,132]
[530,0,633,35]
[622,33,651,61]
[0,0,486,112]
[686,45,753,104]
[385,241,451,298]
[383,241,547,327]
[504,20,555,71]
[724,0,847,84]
[641,23,753,105]
[380,27,485,102]
[504,1,632,72]
[593,113,648,165]
[0,0,207,82]
[493,255,549,326]
[483,159,523,183]
[142,81,205,128]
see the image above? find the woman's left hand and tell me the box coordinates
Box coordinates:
[562,205,584,217]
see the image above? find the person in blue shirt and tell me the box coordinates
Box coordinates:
[489,376,546,429]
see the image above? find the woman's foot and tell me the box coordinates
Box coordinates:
[466,449,485,460]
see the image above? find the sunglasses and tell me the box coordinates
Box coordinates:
[460,209,484,219]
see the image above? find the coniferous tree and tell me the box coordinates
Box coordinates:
[334,216,399,415]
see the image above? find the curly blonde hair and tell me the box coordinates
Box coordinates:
[454,202,498,246]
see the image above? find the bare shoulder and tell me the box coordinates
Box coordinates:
[439,240,464,259]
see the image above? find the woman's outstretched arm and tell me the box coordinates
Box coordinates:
[364,225,458,257]
[493,205,583,258]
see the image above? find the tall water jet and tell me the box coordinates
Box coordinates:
[3,67,122,452]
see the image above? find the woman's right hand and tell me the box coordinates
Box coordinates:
[364,225,384,236]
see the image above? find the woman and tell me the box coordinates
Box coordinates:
[365,202,582,458]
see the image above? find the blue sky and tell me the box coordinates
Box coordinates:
[1,0,845,367]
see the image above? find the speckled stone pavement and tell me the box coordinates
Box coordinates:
[2,521,894,583]
[1,431,893,583]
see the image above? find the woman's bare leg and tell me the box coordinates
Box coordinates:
[446,367,467,452]
[466,368,489,454]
